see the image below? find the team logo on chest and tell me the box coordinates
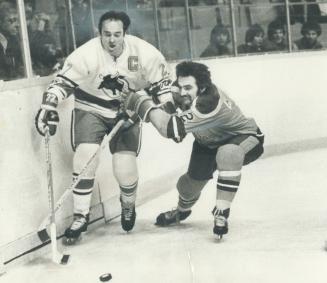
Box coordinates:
[128,56,139,72]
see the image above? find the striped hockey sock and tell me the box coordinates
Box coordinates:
[72,172,94,216]
[120,181,138,207]
[216,170,241,210]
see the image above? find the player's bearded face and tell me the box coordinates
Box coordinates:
[101,19,125,57]
[174,76,198,111]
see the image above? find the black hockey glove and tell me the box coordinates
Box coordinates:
[35,91,59,136]
[98,74,130,95]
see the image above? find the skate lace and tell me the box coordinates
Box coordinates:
[166,208,178,218]
[123,207,133,220]
[214,215,227,227]
[71,216,87,230]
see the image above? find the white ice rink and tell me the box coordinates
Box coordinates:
[2,148,327,283]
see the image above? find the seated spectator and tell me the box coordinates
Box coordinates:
[28,12,64,76]
[262,20,290,51]
[0,2,24,81]
[293,21,323,50]
[200,24,232,57]
[237,24,265,54]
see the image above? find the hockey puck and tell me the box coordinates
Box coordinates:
[99,273,112,282]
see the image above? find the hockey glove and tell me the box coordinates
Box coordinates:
[145,78,172,104]
[123,90,157,122]
[98,74,131,95]
[35,91,59,136]
[35,108,59,136]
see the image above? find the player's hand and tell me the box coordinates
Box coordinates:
[123,90,157,122]
[98,74,130,95]
[145,79,172,104]
[35,108,59,136]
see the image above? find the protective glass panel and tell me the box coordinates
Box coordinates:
[191,2,232,59]
[290,0,327,52]
[0,1,25,81]
[126,0,157,47]
[25,0,85,77]
[157,0,191,60]
[235,0,289,55]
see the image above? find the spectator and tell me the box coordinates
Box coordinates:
[237,23,265,54]
[263,20,290,51]
[0,2,24,81]
[28,11,64,76]
[293,21,323,50]
[200,24,232,57]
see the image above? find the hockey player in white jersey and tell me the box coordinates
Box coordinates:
[123,61,264,239]
[35,11,173,244]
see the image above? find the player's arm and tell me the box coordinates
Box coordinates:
[35,57,82,136]
[144,53,176,114]
[124,91,186,142]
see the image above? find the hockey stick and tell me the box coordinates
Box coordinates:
[38,119,125,242]
[44,128,70,264]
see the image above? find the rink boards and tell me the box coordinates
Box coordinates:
[0,51,327,268]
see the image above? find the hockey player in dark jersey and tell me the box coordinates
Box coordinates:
[123,61,264,239]
[35,11,173,244]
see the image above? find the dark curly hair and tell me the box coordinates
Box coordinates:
[98,11,131,34]
[301,21,322,36]
[267,20,285,40]
[245,24,264,43]
[176,61,212,92]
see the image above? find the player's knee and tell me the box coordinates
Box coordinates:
[216,144,245,171]
[113,152,138,185]
[73,143,100,175]
[177,173,208,200]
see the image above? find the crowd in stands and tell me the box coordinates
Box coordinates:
[0,0,326,81]
[201,20,324,57]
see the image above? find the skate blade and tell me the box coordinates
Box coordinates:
[62,235,82,246]
[214,234,224,242]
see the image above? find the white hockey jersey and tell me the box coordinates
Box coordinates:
[47,35,171,118]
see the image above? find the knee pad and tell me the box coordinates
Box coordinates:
[216,144,245,171]
[177,173,208,200]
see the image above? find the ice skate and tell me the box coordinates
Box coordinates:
[155,208,191,226]
[121,203,136,232]
[212,207,230,240]
[63,213,89,245]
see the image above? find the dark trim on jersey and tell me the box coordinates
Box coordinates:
[75,88,121,109]
[57,74,78,87]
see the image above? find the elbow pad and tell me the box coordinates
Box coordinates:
[167,115,186,143]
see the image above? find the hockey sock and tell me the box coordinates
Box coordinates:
[72,172,94,216]
[120,181,138,207]
[178,194,200,211]
[216,170,241,210]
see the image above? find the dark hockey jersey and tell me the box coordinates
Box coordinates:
[177,85,259,148]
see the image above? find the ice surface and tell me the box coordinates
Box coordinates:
[2,148,327,283]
